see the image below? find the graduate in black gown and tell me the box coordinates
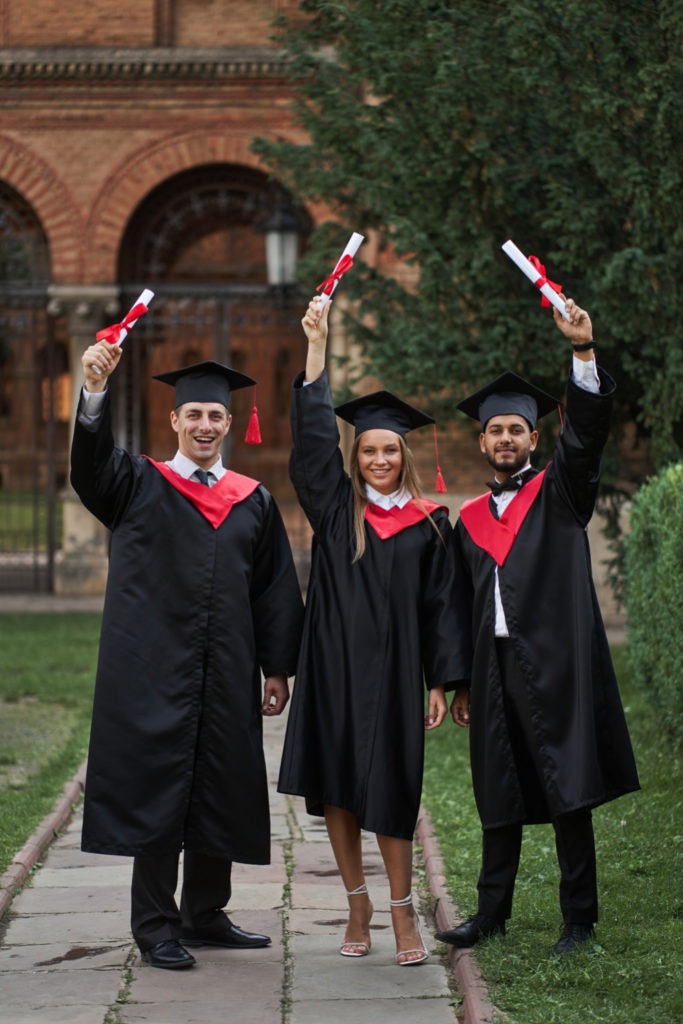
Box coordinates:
[278,296,471,965]
[71,338,303,970]
[435,295,639,956]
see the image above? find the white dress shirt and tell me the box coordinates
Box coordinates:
[364,482,413,509]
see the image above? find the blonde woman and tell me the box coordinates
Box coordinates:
[278,297,471,965]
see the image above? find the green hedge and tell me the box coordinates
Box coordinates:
[625,462,683,748]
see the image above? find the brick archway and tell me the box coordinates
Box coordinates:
[0,135,84,283]
[84,128,306,284]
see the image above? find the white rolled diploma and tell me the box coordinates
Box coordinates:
[318,232,365,310]
[117,288,155,345]
[92,288,155,373]
[501,240,570,321]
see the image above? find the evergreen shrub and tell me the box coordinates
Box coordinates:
[625,463,683,747]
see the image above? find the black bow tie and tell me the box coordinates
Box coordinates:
[487,469,535,497]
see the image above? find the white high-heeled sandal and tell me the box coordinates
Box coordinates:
[340,883,373,957]
[390,893,429,966]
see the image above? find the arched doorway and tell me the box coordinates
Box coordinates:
[114,164,310,504]
[0,182,64,591]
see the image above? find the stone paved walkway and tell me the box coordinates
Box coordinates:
[0,707,496,1024]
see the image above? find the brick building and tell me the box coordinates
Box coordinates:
[0,0,323,592]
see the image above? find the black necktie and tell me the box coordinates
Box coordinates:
[194,469,210,486]
[487,468,536,497]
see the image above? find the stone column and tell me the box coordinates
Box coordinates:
[47,284,120,596]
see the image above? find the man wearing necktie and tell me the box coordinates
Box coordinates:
[436,296,639,956]
[71,340,303,970]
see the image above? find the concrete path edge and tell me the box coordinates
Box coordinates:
[0,759,87,921]
[417,805,499,1024]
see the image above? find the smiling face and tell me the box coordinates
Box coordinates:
[170,402,232,467]
[356,428,404,494]
[480,414,538,479]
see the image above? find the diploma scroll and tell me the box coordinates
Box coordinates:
[317,233,365,309]
[501,240,570,321]
[92,289,155,373]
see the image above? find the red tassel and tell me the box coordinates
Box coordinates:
[244,388,262,445]
[433,424,447,493]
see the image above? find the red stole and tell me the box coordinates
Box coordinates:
[144,457,260,530]
[459,468,546,566]
[365,497,447,540]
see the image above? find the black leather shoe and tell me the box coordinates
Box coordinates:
[552,923,595,955]
[140,939,196,969]
[435,914,506,947]
[181,918,271,949]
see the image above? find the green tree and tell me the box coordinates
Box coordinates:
[254,0,683,473]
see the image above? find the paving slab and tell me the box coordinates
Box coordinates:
[289,935,451,1000]
[0,940,130,972]
[0,967,122,1008]
[290,998,457,1024]
[0,1007,114,1024]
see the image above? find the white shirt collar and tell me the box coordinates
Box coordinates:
[166,451,225,481]
[492,460,532,487]
[365,482,413,509]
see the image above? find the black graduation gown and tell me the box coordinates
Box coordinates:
[70,391,303,863]
[278,371,471,840]
[453,368,639,830]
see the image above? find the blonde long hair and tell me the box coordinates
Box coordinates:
[349,433,444,563]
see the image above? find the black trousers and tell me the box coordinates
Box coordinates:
[476,640,598,926]
[131,851,232,950]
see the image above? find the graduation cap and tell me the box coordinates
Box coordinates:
[335,390,435,437]
[153,360,262,444]
[335,390,447,493]
[456,371,558,430]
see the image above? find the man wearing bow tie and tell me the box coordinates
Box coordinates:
[436,297,639,956]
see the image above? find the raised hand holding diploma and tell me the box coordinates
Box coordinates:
[501,240,571,321]
[90,288,155,375]
[316,232,364,310]
[552,294,594,360]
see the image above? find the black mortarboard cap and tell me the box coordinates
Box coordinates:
[334,389,435,437]
[456,371,558,429]
[153,360,255,408]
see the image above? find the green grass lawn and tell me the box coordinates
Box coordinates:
[0,613,101,877]
[0,491,63,552]
[423,647,683,1024]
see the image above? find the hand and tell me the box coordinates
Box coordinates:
[424,685,447,730]
[303,295,330,382]
[262,675,290,716]
[81,340,123,393]
[450,686,470,728]
[552,295,593,353]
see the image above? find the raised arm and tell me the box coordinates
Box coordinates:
[289,296,350,532]
[550,296,615,524]
[303,295,331,382]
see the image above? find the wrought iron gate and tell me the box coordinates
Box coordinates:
[0,294,62,592]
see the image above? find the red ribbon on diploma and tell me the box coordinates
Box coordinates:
[528,255,562,309]
[316,254,354,296]
[96,302,149,345]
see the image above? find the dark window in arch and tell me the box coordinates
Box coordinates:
[0,181,50,287]
[118,164,308,285]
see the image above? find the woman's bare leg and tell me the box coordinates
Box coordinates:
[324,805,373,955]
[376,834,428,965]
